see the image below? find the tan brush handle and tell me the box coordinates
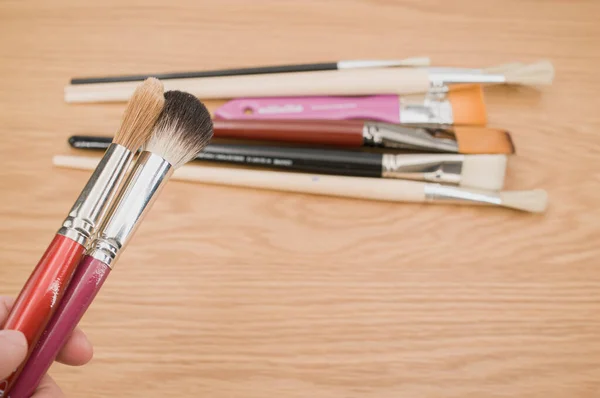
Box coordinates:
[64,67,432,103]
[54,155,427,202]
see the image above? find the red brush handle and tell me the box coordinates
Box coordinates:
[212,119,366,147]
[0,234,85,392]
[7,255,111,398]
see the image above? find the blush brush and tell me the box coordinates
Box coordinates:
[0,78,165,395]
[8,90,214,398]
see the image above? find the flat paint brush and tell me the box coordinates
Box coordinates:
[69,57,431,84]
[63,60,554,103]
[8,91,213,398]
[212,121,515,154]
[52,155,548,213]
[68,120,515,156]
[67,135,508,191]
[0,78,165,395]
[213,84,487,125]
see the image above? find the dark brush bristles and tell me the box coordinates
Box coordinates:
[113,77,165,151]
[144,91,214,168]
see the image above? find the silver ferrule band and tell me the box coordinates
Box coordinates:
[398,97,454,125]
[424,184,502,206]
[57,143,132,246]
[381,154,463,185]
[88,151,173,267]
[363,122,459,153]
[337,60,414,69]
[428,71,507,85]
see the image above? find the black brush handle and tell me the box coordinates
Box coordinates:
[68,135,383,178]
[70,62,338,85]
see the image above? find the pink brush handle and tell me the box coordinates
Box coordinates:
[213,95,401,123]
[8,255,111,398]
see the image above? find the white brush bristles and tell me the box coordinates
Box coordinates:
[144,90,213,169]
[460,155,508,191]
[500,189,548,213]
[504,60,555,86]
[483,62,524,75]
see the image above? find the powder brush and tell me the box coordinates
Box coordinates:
[8,91,214,397]
[63,60,554,103]
[0,78,164,395]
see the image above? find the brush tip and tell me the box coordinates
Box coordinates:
[113,77,165,150]
[447,85,487,125]
[145,90,214,168]
[460,155,508,190]
[504,60,555,86]
[455,127,515,155]
[500,189,548,213]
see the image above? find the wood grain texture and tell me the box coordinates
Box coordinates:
[1,0,600,396]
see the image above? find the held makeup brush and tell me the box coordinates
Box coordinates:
[67,136,508,191]
[52,155,549,213]
[0,78,165,395]
[213,84,487,125]
[63,60,554,103]
[7,91,214,398]
[70,57,431,84]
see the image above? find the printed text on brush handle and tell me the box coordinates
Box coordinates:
[68,137,383,178]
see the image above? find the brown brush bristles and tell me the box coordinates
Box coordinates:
[113,77,165,151]
[145,90,214,168]
[454,127,515,155]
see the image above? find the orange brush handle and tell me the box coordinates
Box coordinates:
[0,234,85,393]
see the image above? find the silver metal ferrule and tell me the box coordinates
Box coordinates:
[381,154,463,185]
[337,60,416,69]
[362,122,459,153]
[398,95,454,125]
[428,70,507,86]
[57,144,133,246]
[87,151,173,268]
[424,184,502,206]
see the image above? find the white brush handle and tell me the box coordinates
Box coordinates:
[64,67,432,103]
[53,155,548,212]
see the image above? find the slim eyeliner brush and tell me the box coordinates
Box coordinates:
[70,57,430,85]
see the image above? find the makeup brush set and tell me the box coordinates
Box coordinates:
[1,80,214,397]
[0,58,554,396]
[60,56,553,213]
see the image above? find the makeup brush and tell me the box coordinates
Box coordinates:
[213,84,487,125]
[52,155,548,213]
[7,91,213,398]
[66,136,508,191]
[69,57,431,84]
[0,78,164,395]
[63,60,554,103]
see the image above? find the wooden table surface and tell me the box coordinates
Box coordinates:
[1,1,600,397]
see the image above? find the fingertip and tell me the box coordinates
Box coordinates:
[56,328,94,366]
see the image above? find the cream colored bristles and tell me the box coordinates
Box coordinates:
[113,77,165,151]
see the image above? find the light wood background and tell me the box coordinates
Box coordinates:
[1,1,600,397]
